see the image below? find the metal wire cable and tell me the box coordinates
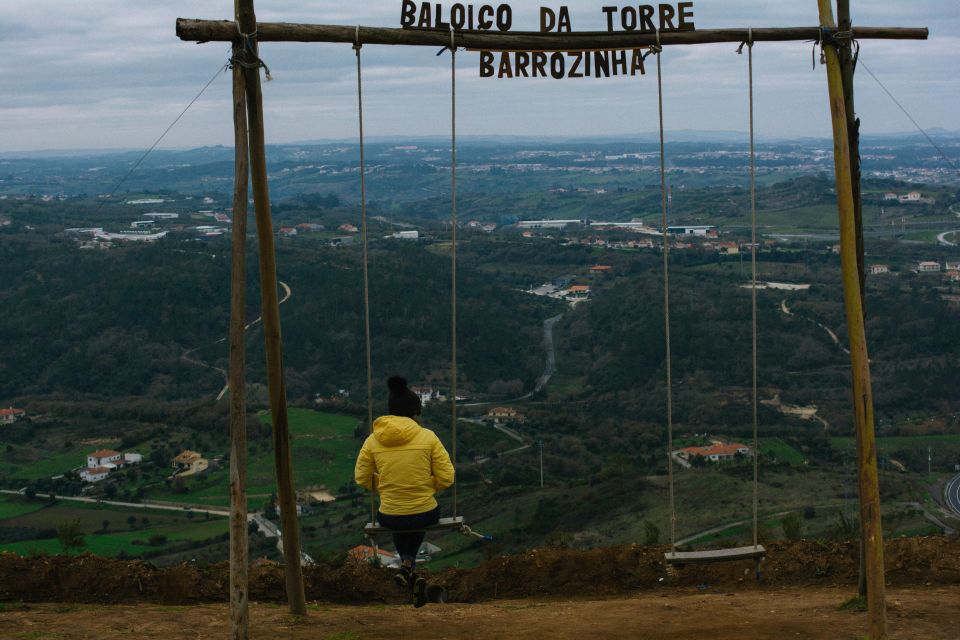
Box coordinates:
[859,59,960,176]
[103,57,229,202]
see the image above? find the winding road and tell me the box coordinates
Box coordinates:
[945,474,960,518]
[937,230,959,246]
[463,313,563,408]
[181,281,292,401]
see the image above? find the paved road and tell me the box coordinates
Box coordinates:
[0,489,230,517]
[463,313,563,408]
[183,280,292,401]
[937,230,959,246]
[945,474,960,518]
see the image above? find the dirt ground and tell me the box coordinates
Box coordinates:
[1,586,958,639]
[1,538,958,638]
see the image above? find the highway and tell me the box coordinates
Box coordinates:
[945,474,960,517]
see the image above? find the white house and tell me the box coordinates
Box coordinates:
[124,453,143,464]
[869,264,890,275]
[411,385,444,406]
[678,442,751,463]
[918,261,941,273]
[80,467,111,483]
[87,449,121,468]
[0,407,26,425]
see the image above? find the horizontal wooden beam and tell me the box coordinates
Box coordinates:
[177,19,927,50]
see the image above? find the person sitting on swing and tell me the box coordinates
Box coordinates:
[354,375,455,605]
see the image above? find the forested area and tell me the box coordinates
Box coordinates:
[0,234,553,403]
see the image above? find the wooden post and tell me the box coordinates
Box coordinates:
[836,0,869,600]
[236,0,308,616]
[817,1,887,638]
[228,36,251,640]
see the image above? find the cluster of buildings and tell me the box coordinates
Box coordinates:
[483,406,526,425]
[848,261,958,282]
[882,190,936,205]
[77,448,209,484]
[79,449,143,483]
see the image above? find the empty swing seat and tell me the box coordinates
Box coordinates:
[364,516,465,536]
[664,544,766,565]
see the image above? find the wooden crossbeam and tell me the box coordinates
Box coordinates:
[177,20,927,48]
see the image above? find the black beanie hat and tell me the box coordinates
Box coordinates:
[387,376,422,418]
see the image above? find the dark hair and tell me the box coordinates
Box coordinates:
[387,376,422,418]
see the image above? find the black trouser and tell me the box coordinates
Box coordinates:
[377,506,440,564]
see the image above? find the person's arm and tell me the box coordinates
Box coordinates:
[354,440,378,492]
[431,435,455,493]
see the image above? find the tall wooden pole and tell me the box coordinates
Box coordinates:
[228,35,251,640]
[836,0,869,600]
[817,1,887,638]
[236,0,308,616]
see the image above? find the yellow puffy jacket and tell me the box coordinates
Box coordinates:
[354,415,455,516]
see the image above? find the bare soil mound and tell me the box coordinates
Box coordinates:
[0,537,957,606]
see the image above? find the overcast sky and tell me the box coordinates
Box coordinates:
[1,1,957,152]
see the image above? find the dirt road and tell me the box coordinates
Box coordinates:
[2,586,957,639]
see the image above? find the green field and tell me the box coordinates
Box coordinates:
[0,495,47,519]
[148,408,362,508]
[830,434,960,453]
[0,500,227,558]
[0,440,121,481]
[760,437,807,465]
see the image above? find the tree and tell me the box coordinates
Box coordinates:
[104,484,117,499]
[127,515,137,529]
[141,516,149,528]
[57,519,87,554]
[101,519,109,532]
[24,485,37,502]
[186,510,195,521]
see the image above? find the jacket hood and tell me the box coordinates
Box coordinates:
[372,415,422,447]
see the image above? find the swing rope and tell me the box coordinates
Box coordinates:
[449,27,459,519]
[746,29,761,551]
[652,32,677,554]
[354,29,377,525]
[661,30,762,555]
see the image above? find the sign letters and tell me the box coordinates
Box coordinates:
[399,2,697,78]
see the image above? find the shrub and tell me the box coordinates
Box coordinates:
[781,511,803,542]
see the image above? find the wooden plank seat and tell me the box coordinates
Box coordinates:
[364,516,465,536]
[664,545,766,565]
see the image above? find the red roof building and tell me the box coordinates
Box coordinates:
[678,442,751,462]
[0,407,26,424]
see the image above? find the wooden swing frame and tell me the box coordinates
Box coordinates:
[177,2,927,638]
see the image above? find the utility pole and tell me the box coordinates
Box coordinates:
[928,446,932,475]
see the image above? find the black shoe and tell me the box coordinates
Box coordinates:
[413,576,428,608]
[394,567,414,590]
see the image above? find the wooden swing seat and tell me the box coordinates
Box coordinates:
[364,516,465,536]
[664,544,766,565]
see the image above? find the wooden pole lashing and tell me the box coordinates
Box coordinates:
[236,0,308,616]
[228,35,251,640]
[816,1,887,638]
